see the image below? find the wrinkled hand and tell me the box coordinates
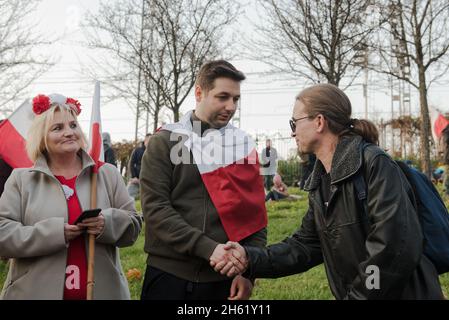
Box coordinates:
[228,275,253,300]
[64,223,84,243]
[210,242,248,277]
[77,213,105,236]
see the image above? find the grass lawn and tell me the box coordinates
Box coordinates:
[0,188,448,299]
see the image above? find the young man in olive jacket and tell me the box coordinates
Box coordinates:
[214,84,444,300]
[139,60,267,300]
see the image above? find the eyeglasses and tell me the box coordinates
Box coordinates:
[289,116,310,132]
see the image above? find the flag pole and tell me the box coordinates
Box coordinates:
[86,81,102,300]
[87,171,97,300]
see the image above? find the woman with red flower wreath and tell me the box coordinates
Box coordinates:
[0,94,142,299]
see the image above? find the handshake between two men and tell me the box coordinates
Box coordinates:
[209,241,248,277]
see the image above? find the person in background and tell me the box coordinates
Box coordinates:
[0,94,142,299]
[265,174,289,202]
[102,132,117,167]
[432,165,445,185]
[128,133,152,199]
[260,139,278,191]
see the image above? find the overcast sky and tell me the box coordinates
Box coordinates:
[16,0,449,158]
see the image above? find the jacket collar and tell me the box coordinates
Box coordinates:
[191,111,212,136]
[304,135,364,191]
[30,148,95,177]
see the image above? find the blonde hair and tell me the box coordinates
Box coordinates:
[296,84,379,144]
[26,104,87,162]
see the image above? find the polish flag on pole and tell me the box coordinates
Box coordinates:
[429,106,449,142]
[86,81,104,300]
[0,100,34,168]
[88,81,104,172]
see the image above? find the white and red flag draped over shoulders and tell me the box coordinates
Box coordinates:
[88,81,104,172]
[162,111,267,242]
[0,100,34,168]
[430,106,449,142]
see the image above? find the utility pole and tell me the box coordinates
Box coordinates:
[363,51,369,119]
[354,43,369,119]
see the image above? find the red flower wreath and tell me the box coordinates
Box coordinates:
[66,97,82,115]
[32,94,51,115]
[31,94,82,115]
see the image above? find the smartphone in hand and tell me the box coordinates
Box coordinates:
[74,208,101,225]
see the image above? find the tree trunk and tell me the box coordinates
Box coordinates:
[173,107,179,122]
[418,66,431,177]
[153,107,160,133]
[327,76,339,87]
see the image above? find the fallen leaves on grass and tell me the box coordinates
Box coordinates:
[126,268,142,281]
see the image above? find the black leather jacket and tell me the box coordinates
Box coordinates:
[245,135,444,299]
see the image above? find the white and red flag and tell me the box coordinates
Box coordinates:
[88,81,104,172]
[0,83,103,170]
[0,100,34,168]
[163,111,267,241]
[430,106,449,142]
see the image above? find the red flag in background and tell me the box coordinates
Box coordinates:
[0,100,34,168]
[88,81,104,172]
[430,106,449,141]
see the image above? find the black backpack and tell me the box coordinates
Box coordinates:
[353,148,449,274]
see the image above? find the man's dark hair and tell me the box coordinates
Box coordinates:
[145,133,152,138]
[195,60,245,93]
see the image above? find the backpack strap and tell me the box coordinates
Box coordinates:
[353,168,370,237]
[353,142,372,237]
[353,141,372,204]
[395,161,422,210]
[353,171,367,202]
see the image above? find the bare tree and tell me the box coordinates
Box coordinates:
[83,0,163,137]
[250,0,387,87]
[84,0,239,137]
[373,0,449,177]
[0,0,52,116]
[147,0,239,121]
